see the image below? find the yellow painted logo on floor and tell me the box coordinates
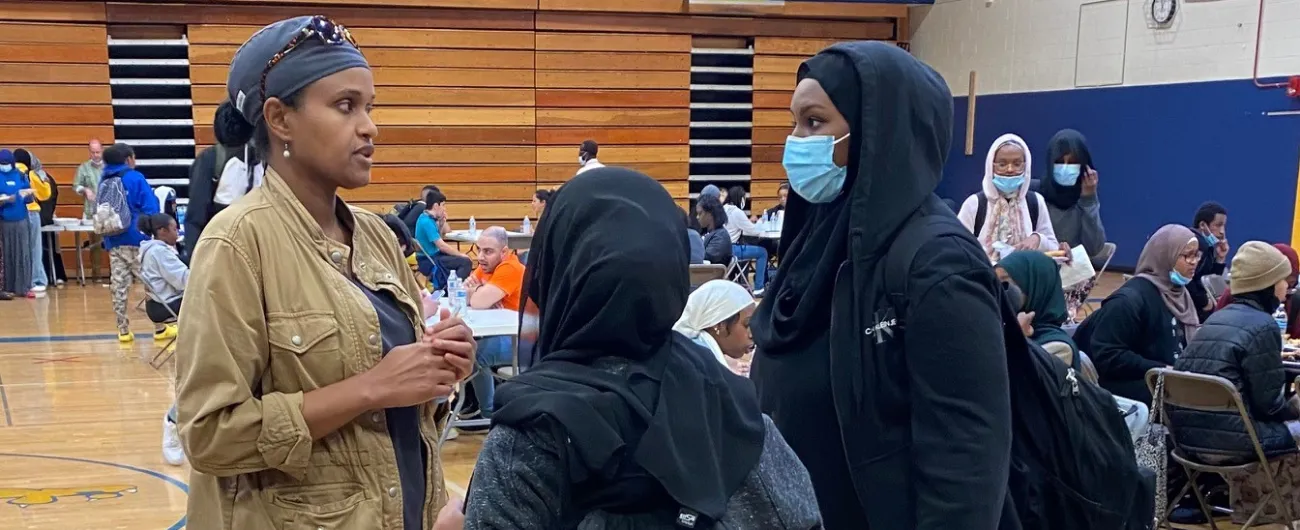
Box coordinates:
[0,485,138,508]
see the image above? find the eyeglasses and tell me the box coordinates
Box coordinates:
[992,160,1026,172]
[260,16,359,101]
[1179,250,1203,264]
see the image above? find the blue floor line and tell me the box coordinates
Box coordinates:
[0,332,152,344]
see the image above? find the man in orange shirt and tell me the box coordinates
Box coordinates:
[466,226,524,310]
[463,226,524,421]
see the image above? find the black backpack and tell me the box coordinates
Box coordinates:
[884,215,1151,530]
[974,192,1041,232]
[393,199,425,237]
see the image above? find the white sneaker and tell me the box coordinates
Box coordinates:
[32,285,46,293]
[162,417,185,466]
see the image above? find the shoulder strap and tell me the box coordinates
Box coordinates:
[974,195,987,232]
[885,216,972,321]
[1028,192,1040,231]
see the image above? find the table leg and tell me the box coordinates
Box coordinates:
[74,232,86,287]
[45,233,55,280]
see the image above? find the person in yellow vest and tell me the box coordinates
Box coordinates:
[14,149,51,294]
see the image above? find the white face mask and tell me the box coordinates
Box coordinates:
[0,164,11,172]
[579,156,586,166]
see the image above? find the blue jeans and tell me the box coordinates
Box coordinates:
[733,244,768,290]
[28,211,46,287]
[470,336,515,418]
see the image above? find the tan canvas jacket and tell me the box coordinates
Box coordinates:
[175,168,447,530]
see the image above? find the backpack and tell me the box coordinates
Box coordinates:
[974,192,1041,232]
[213,145,262,206]
[393,199,426,237]
[884,215,1151,530]
[93,173,131,236]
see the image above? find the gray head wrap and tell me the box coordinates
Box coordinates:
[700,184,721,199]
[226,15,369,126]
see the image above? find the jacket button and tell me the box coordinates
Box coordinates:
[330,251,343,263]
[371,412,382,423]
[388,486,398,498]
[385,273,393,280]
[290,335,302,346]
[368,334,379,346]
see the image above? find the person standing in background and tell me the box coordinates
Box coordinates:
[74,139,104,279]
[35,163,65,286]
[575,139,604,175]
[14,149,50,294]
[0,150,34,299]
[1190,201,1230,322]
[1040,129,1105,265]
[100,143,160,343]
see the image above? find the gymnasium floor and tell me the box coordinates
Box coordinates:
[0,274,1231,529]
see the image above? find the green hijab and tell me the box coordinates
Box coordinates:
[999,251,1078,364]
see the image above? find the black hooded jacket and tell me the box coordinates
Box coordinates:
[750,42,1015,530]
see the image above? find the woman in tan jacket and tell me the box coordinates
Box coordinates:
[175,16,475,530]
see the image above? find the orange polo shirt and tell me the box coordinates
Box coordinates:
[472,252,525,311]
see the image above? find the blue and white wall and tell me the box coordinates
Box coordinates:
[910,0,1300,267]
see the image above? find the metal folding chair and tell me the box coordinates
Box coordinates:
[1082,242,1118,314]
[726,256,755,291]
[1147,368,1299,529]
[133,271,178,369]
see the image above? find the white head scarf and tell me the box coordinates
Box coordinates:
[978,133,1034,262]
[673,280,756,370]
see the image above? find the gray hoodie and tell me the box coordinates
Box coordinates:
[139,239,188,303]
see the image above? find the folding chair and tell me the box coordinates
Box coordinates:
[133,271,178,369]
[689,264,726,291]
[1082,242,1118,314]
[1147,368,1299,529]
[1204,274,1229,304]
[726,256,756,291]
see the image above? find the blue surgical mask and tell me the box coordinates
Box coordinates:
[783,133,850,203]
[1170,270,1193,287]
[992,175,1025,195]
[1052,164,1081,186]
[0,164,10,172]
[1203,232,1219,247]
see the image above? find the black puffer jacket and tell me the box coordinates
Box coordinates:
[1172,299,1299,460]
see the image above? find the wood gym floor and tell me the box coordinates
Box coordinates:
[0,275,1240,529]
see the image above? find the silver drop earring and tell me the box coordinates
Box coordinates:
[282,143,291,159]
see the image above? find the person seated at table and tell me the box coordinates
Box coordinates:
[724,185,769,292]
[138,213,187,341]
[1171,241,1300,526]
[461,167,821,529]
[1074,224,1201,404]
[696,194,732,266]
[1190,201,1230,322]
[1040,129,1106,266]
[530,188,550,219]
[997,250,1150,440]
[1217,243,1298,312]
[462,226,525,421]
[753,182,789,222]
[674,279,755,376]
[414,187,472,288]
[957,133,1058,264]
[684,207,704,264]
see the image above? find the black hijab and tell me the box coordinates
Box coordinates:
[492,167,765,524]
[1038,129,1095,210]
[752,42,953,353]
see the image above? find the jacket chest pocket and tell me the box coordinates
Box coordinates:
[267,311,345,390]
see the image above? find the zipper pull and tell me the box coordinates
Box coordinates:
[1065,368,1080,397]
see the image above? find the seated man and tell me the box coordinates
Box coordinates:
[464,226,524,420]
[413,188,472,290]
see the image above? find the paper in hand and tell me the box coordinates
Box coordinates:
[1058,245,1096,289]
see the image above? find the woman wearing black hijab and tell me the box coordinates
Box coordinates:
[750,42,1015,530]
[1039,129,1106,267]
[463,167,820,529]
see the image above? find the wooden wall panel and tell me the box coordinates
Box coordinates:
[534,29,688,195]
[189,21,538,225]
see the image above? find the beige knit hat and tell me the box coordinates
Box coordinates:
[1230,241,1291,294]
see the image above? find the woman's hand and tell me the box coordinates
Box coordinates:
[363,341,458,409]
[1016,312,1036,338]
[1081,168,1099,197]
[1015,233,1042,251]
[433,496,465,530]
[1057,242,1074,265]
[425,308,476,381]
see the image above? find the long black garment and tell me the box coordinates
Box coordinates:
[1073,277,1184,404]
[350,279,426,530]
[749,42,1015,530]
[489,168,766,525]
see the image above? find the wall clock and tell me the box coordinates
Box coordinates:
[1151,0,1177,26]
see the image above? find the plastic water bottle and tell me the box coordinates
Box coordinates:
[450,272,468,317]
[468,216,477,238]
[522,216,531,234]
[1276,304,1289,341]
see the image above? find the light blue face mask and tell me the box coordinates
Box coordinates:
[992,175,1025,195]
[1052,164,1081,186]
[1170,270,1193,287]
[1201,230,1219,247]
[0,164,10,172]
[783,133,850,204]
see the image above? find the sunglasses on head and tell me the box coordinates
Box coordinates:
[260,16,359,101]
